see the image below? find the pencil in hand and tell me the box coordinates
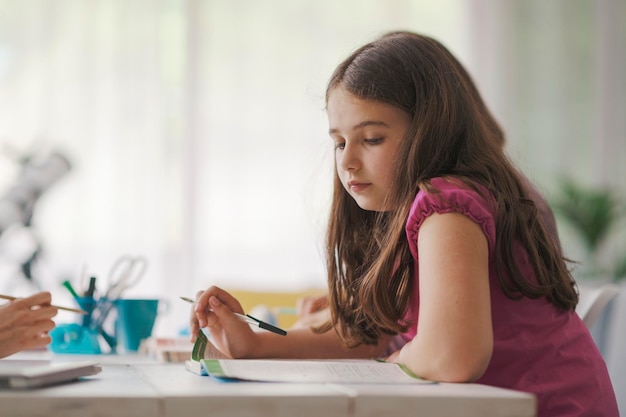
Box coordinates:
[180,296,287,336]
[0,294,88,315]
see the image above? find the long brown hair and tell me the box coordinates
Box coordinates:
[319,31,578,348]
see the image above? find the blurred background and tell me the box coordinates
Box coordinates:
[0,0,625,405]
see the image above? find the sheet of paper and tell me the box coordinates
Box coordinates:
[202,359,433,384]
[187,329,432,384]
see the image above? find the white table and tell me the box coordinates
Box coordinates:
[0,353,536,417]
[337,383,535,417]
[0,363,159,417]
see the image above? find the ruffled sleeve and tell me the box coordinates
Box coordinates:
[405,178,496,259]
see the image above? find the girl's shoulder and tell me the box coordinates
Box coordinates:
[406,177,496,250]
[411,177,494,210]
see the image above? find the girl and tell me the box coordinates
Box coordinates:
[191,31,618,416]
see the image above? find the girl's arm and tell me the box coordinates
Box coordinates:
[192,286,391,359]
[389,211,493,382]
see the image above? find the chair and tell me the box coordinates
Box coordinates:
[227,288,327,329]
[576,283,621,329]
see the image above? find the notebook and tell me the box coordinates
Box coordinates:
[0,360,102,389]
[184,331,434,384]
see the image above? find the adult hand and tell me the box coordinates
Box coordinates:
[0,291,58,358]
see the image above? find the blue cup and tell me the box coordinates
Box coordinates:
[114,299,160,352]
[75,296,97,327]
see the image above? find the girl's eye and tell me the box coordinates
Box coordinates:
[334,142,346,150]
[365,137,383,145]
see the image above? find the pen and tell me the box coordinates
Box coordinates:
[61,280,92,325]
[85,276,97,298]
[62,280,80,298]
[180,296,287,336]
[0,294,87,314]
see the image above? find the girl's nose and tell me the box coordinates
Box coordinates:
[338,144,360,171]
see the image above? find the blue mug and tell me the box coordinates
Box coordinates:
[114,299,161,352]
[74,296,98,328]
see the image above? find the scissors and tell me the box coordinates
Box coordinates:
[86,255,147,351]
[104,255,148,301]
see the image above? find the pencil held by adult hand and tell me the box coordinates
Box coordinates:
[0,294,87,314]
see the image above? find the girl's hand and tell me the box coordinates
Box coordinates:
[189,286,259,358]
[0,291,58,358]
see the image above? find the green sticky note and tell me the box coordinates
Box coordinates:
[202,360,225,376]
[191,331,208,361]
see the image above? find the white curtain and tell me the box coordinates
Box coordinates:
[0,0,467,334]
[0,0,187,329]
[468,0,626,265]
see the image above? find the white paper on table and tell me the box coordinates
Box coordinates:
[201,358,434,384]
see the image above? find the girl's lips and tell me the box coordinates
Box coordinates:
[348,181,371,192]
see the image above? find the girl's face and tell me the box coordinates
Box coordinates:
[327,88,411,212]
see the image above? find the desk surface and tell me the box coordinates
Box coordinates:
[0,353,536,417]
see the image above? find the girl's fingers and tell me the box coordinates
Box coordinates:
[189,321,199,343]
[191,288,224,337]
[195,286,243,315]
[207,296,240,329]
[194,286,244,328]
[189,301,200,342]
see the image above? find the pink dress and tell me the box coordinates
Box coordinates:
[400,177,618,417]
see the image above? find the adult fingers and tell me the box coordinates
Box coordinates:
[29,305,59,320]
[17,291,53,308]
[4,304,57,326]
[0,321,55,357]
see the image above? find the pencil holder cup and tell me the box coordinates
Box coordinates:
[75,297,97,328]
[49,323,102,354]
[114,298,161,352]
